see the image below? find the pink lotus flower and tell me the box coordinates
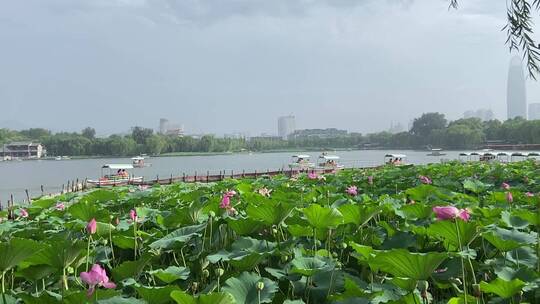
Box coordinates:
[258,188,272,197]
[115,217,120,225]
[307,172,318,180]
[525,192,534,197]
[346,186,358,196]
[19,209,29,218]
[419,175,432,185]
[138,185,149,191]
[367,176,374,185]
[129,209,137,222]
[501,182,510,190]
[220,195,231,209]
[87,218,97,235]
[55,202,66,211]
[225,190,237,197]
[506,191,513,203]
[432,206,470,221]
[80,264,116,297]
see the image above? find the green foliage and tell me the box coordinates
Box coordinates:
[0,162,538,303]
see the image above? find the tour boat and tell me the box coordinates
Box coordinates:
[384,154,407,165]
[426,148,446,156]
[132,156,151,168]
[87,164,143,187]
[288,155,315,170]
[317,154,344,170]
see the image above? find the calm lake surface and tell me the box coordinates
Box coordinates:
[0,150,465,203]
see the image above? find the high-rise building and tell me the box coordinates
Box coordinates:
[278,115,296,139]
[463,109,494,121]
[507,56,527,119]
[159,118,169,134]
[529,103,540,120]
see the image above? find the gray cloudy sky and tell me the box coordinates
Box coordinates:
[0,0,539,136]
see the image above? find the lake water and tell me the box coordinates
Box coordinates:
[0,150,465,203]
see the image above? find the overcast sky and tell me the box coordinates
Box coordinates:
[0,0,539,136]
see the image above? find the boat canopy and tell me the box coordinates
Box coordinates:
[319,155,340,160]
[459,152,471,156]
[102,164,134,169]
[528,152,540,156]
[384,154,407,158]
[293,154,311,159]
[497,152,511,156]
[131,156,145,160]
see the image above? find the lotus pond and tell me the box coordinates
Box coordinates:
[0,161,538,304]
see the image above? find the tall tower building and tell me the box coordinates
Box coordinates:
[159,118,169,134]
[278,115,296,139]
[529,103,540,120]
[507,56,527,119]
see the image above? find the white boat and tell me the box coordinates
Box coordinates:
[288,154,315,170]
[427,148,446,156]
[317,154,344,170]
[131,156,150,168]
[88,164,143,187]
[384,154,407,165]
[55,156,62,161]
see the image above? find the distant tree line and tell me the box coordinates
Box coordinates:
[1,114,540,156]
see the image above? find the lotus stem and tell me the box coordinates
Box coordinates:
[455,220,468,304]
[109,219,115,265]
[1,271,5,294]
[86,235,92,272]
[133,221,138,259]
[62,267,69,291]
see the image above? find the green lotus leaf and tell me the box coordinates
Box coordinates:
[246,201,294,226]
[170,291,236,304]
[427,219,478,249]
[302,204,343,229]
[222,272,277,304]
[135,285,181,304]
[0,238,44,272]
[480,278,526,298]
[112,254,153,281]
[149,266,190,284]
[149,223,206,250]
[368,249,448,280]
[483,226,537,252]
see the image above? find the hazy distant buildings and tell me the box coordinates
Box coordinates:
[388,122,405,134]
[1,142,45,159]
[278,115,296,139]
[290,128,348,139]
[159,118,184,136]
[507,56,527,119]
[463,109,494,121]
[529,103,540,120]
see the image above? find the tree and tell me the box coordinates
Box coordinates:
[82,127,96,139]
[19,128,51,140]
[450,0,540,78]
[131,126,154,145]
[145,135,166,155]
[410,113,447,138]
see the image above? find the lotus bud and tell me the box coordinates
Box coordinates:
[215,268,224,277]
[332,252,338,258]
[280,255,289,263]
[209,211,216,218]
[256,281,265,291]
[340,242,348,249]
[335,261,343,268]
[472,284,481,297]
[202,269,210,278]
[191,282,199,291]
